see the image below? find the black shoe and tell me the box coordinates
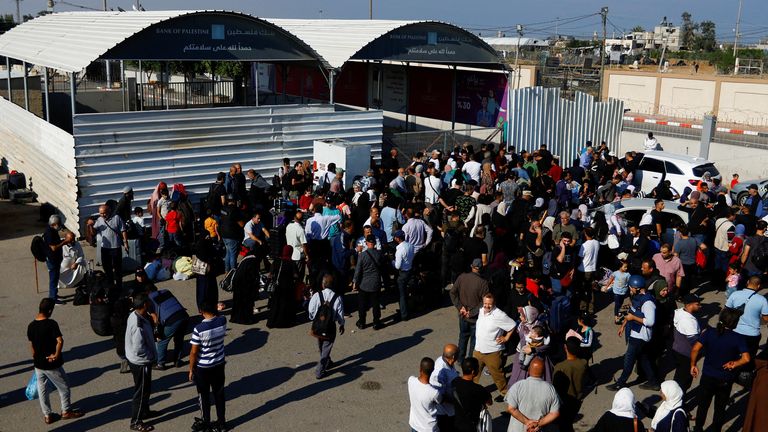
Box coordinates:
[210,420,228,432]
[372,322,384,330]
[605,383,624,391]
[120,359,130,374]
[355,321,365,330]
[639,382,661,391]
[191,417,209,432]
[494,394,505,403]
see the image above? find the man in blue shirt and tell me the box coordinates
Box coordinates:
[725,275,768,358]
[393,230,415,322]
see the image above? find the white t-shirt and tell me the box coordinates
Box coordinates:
[285,221,307,261]
[462,160,482,182]
[474,307,517,354]
[578,239,600,272]
[424,175,442,205]
[408,376,441,432]
[673,308,699,336]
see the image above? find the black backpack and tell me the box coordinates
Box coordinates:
[31,235,48,262]
[751,238,768,272]
[311,291,339,340]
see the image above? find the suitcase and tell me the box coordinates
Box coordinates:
[122,238,142,273]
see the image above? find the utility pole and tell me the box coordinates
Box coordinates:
[369,0,372,19]
[733,0,743,58]
[15,0,22,24]
[598,6,608,101]
[515,24,523,90]
[102,0,107,11]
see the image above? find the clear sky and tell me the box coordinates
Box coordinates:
[5,0,768,42]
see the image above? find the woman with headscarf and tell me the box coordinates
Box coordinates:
[728,224,746,266]
[506,305,554,387]
[743,350,768,432]
[590,388,646,432]
[267,245,298,328]
[194,237,223,313]
[148,181,168,240]
[229,248,260,325]
[172,183,196,246]
[712,193,730,219]
[650,380,687,432]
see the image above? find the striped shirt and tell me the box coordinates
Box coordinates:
[190,315,227,368]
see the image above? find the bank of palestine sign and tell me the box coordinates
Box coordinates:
[351,22,500,66]
[103,13,318,62]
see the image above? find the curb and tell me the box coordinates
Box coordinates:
[622,116,768,138]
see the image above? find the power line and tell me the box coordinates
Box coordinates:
[56,0,101,10]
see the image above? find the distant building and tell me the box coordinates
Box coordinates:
[482,37,550,59]
[603,25,680,56]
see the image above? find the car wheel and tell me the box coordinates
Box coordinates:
[737,192,748,206]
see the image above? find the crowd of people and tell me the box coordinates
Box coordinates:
[32,140,768,432]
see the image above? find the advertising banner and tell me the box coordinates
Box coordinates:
[454,70,507,127]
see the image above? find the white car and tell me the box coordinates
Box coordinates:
[632,151,721,197]
[591,198,689,246]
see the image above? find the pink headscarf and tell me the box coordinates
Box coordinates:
[149,181,167,239]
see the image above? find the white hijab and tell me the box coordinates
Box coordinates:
[609,388,636,419]
[651,380,684,430]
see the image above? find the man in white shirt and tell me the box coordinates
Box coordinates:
[402,208,434,255]
[428,150,442,172]
[424,164,443,206]
[59,232,86,289]
[643,132,660,151]
[393,230,415,321]
[408,357,442,432]
[671,294,701,393]
[575,227,600,315]
[462,156,482,183]
[285,210,308,263]
[473,293,517,399]
[308,274,345,379]
[429,344,460,431]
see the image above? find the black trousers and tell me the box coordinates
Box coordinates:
[194,364,226,424]
[357,289,381,326]
[128,362,152,426]
[101,247,123,299]
[673,351,694,393]
[694,375,732,432]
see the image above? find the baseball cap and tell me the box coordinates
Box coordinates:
[471,258,482,268]
[534,197,544,208]
[681,294,701,305]
[122,186,133,194]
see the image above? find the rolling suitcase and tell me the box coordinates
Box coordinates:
[122,238,142,273]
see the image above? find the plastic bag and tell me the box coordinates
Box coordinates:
[25,372,38,400]
[173,256,194,277]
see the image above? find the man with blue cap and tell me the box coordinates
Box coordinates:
[606,274,660,391]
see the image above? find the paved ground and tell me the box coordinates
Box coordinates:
[0,201,760,431]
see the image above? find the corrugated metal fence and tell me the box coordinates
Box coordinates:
[73,104,383,226]
[0,97,80,235]
[508,87,624,164]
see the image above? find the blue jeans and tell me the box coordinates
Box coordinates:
[550,277,563,295]
[155,318,186,364]
[616,337,657,386]
[167,232,182,248]
[223,238,239,273]
[397,270,413,319]
[458,319,477,362]
[46,259,61,299]
[714,249,729,273]
[613,292,628,317]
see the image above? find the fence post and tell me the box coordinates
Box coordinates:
[700,115,716,160]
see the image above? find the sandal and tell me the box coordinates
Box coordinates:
[130,422,155,432]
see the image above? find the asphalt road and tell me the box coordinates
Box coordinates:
[0,201,760,432]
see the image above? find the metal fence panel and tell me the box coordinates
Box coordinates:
[73,104,382,226]
[509,87,623,164]
[0,97,80,235]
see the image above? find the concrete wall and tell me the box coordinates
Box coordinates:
[605,70,768,128]
[607,74,656,114]
[620,130,768,179]
[718,82,768,126]
[657,78,716,119]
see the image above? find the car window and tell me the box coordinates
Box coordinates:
[659,212,686,229]
[639,157,664,173]
[620,210,644,225]
[692,163,719,177]
[664,161,684,175]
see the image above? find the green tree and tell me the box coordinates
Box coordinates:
[694,20,717,52]
[631,25,645,33]
[0,14,16,33]
[680,12,697,49]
